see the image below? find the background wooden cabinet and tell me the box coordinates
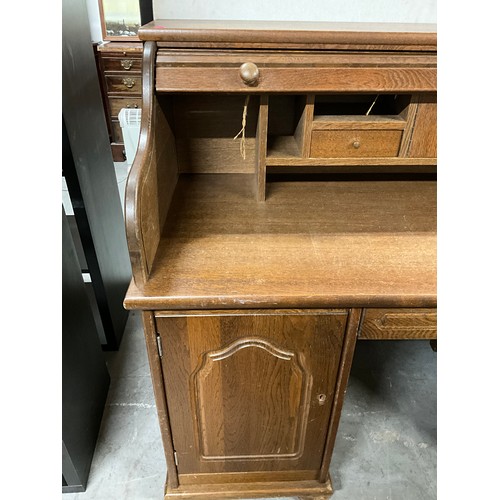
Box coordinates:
[95,42,143,161]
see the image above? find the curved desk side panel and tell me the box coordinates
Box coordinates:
[125,41,179,288]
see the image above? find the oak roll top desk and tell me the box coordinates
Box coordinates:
[123,20,437,500]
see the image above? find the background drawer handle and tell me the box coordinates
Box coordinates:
[122,78,136,89]
[121,59,133,70]
[239,62,260,86]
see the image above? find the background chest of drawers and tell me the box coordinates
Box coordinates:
[96,42,143,161]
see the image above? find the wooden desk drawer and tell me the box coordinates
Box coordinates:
[310,129,403,158]
[109,97,142,117]
[155,52,437,93]
[105,75,142,95]
[101,56,142,73]
[359,308,437,340]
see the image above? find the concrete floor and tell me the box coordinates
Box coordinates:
[63,311,436,500]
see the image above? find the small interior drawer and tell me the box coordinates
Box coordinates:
[310,111,406,158]
[359,308,437,340]
[310,129,402,157]
[109,97,142,117]
[105,75,142,95]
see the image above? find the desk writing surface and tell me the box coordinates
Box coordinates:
[124,174,436,310]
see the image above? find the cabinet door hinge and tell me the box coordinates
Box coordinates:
[174,451,179,466]
[156,335,163,357]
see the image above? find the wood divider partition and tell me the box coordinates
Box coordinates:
[255,95,268,201]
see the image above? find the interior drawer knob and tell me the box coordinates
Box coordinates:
[239,62,260,86]
[352,140,361,149]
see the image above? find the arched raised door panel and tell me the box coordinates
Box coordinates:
[155,310,349,478]
[192,337,312,460]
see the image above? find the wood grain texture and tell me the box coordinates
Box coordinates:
[194,339,309,460]
[141,311,179,488]
[175,138,256,174]
[156,50,436,68]
[266,157,436,167]
[267,136,301,159]
[105,74,142,95]
[140,20,436,51]
[156,40,436,51]
[156,311,347,476]
[100,55,142,73]
[124,41,179,288]
[178,470,317,485]
[399,97,419,157]
[172,95,259,138]
[359,308,437,339]
[256,95,268,200]
[155,309,348,318]
[173,95,258,174]
[310,130,403,158]
[154,47,435,95]
[319,308,361,482]
[124,41,157,287]
[312,115,406,130]
[156,66,436,93]
[296,95,314,157]
[123,174,436,310]
[164,476,333,499]
[408,94,437,158]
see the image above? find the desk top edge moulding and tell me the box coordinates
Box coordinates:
[123,20,436,500]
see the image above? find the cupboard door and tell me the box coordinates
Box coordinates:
[155,310,348,479]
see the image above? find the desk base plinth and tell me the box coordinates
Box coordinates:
[164,474,333,499]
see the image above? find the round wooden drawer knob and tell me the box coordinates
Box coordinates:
[239,62,260,86]
[352,140,361,149]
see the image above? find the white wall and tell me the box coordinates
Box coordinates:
[153,0,436,24]
[87,0,437,44]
